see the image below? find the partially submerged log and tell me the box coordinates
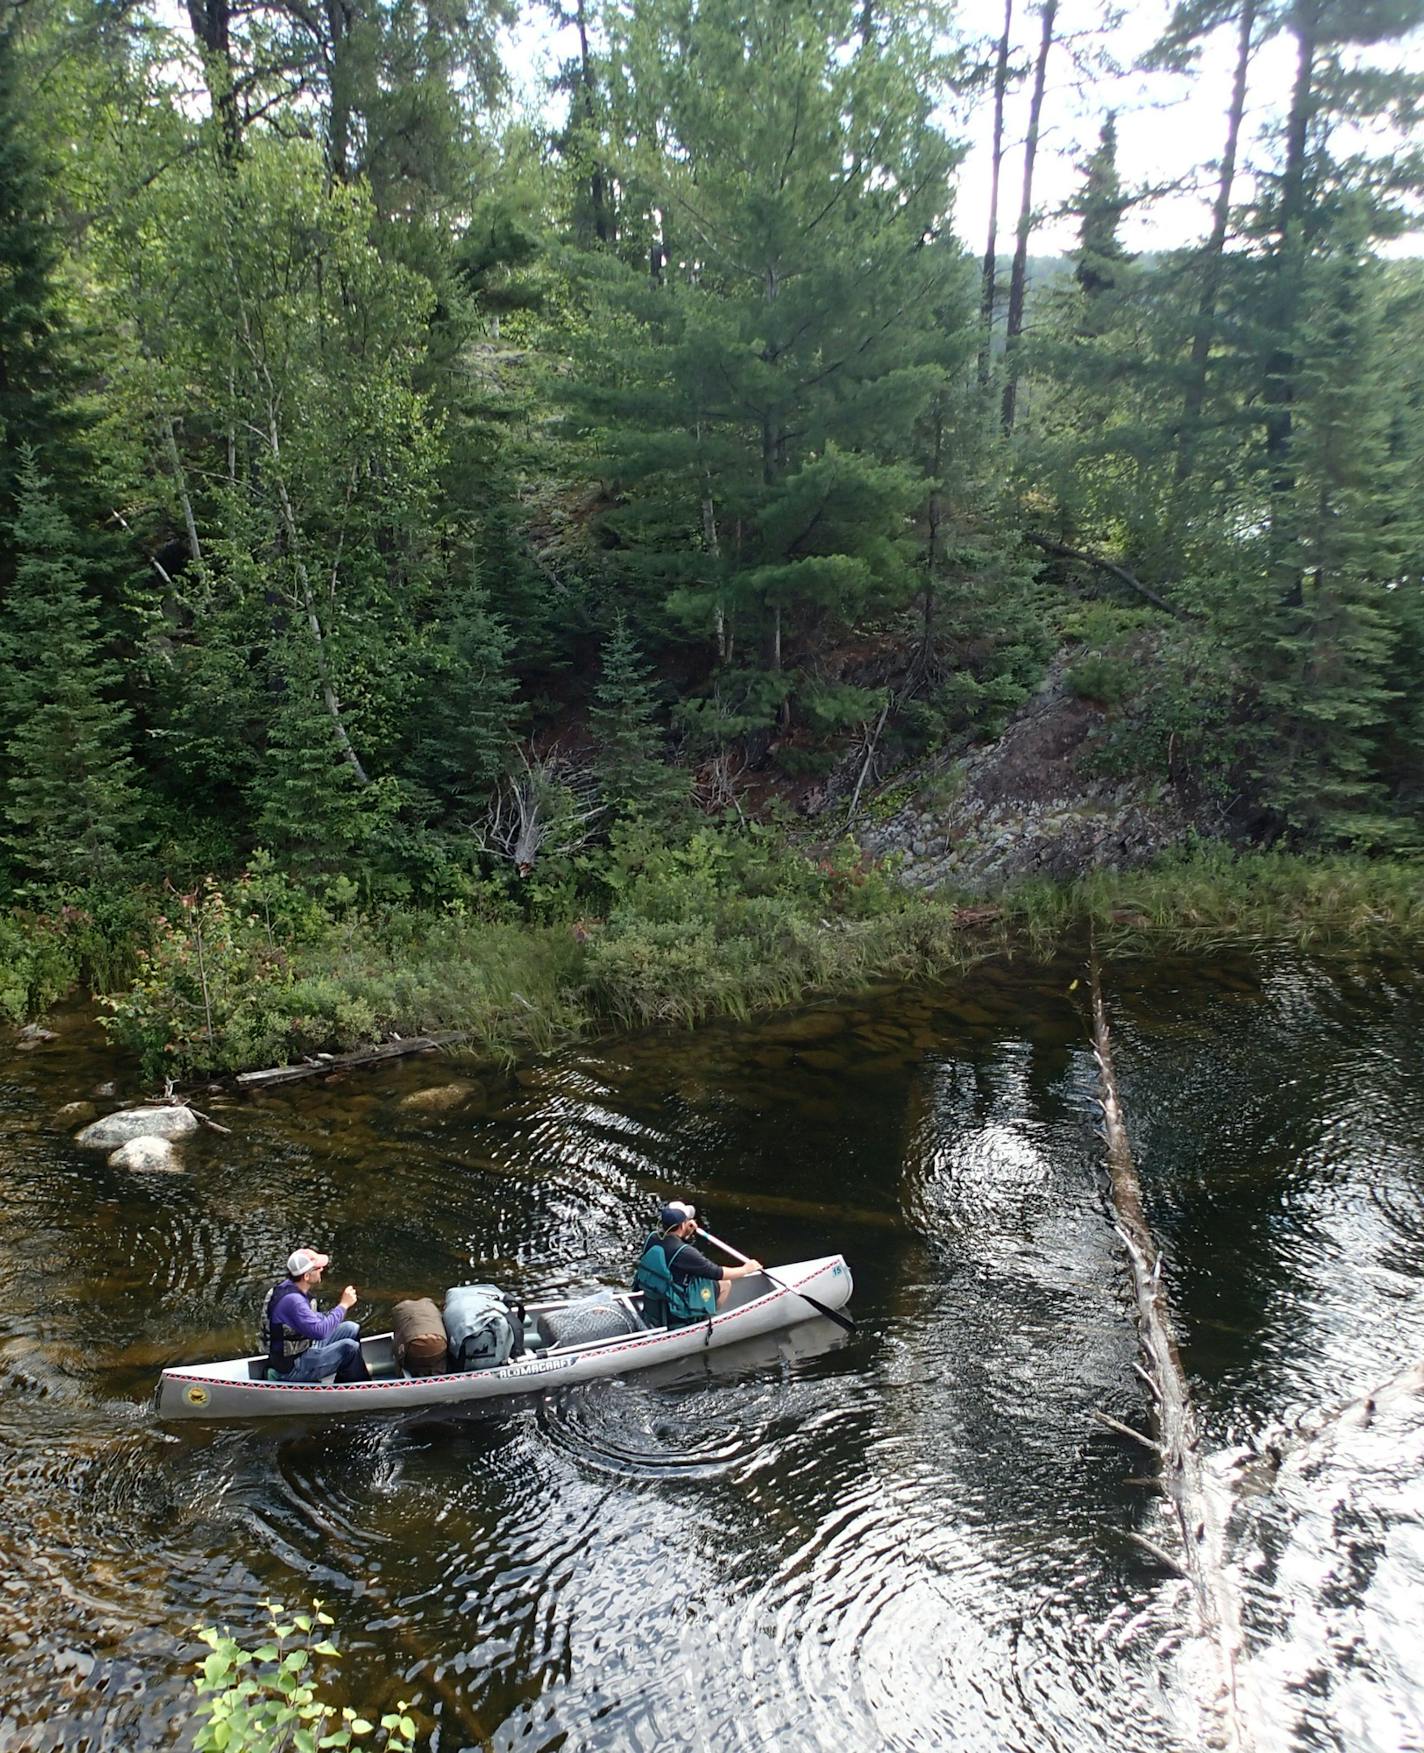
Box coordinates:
[235,1033,466,1089]
[1089,956,1252,1753]
[1245,1357,1424,1486]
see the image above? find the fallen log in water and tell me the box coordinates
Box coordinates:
[1089,955,1252,1753]
[234,1033,466,1089]
[1246,1357,1424,1485]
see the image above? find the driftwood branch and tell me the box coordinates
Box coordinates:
[1093,1409,1164,1452]
[1025,533,1184,619]
[1125,1529,1189,1577]
[156,1081,233,1134]
[1090,952,1252,1752]
[235,1033,466,1089]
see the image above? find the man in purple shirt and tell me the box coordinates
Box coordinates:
[261,1248,368,1382]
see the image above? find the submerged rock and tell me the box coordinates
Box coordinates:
[54,1102,98,1127]
[759,1010,847,1045]
[397,1081,477,1113]
[75,1106,200,1149]
[108,1136,181,1172]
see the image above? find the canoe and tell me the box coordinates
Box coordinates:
[154,1254,852,1421]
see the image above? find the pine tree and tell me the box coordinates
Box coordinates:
[1244,208,1415,838]
[0,454,145,889]
[589,613,686,819]
[410,571,522,811]
[0,23,82,560]
[1072,116,1130,317]
[567,0,963,742]
[251,642,385,871]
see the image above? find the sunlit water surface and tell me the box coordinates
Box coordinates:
[2,952,1422,1751]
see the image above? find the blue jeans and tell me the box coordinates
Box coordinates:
[289,1322,365,1383]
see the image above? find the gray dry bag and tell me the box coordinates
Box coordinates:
[443,1283,525,1371]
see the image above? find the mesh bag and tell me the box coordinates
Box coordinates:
[540,1290,644,1348]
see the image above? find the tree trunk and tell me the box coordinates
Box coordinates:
[229,271,371,786]
[1264,14,1317,606]
[184,0,242,157]
[161,418,202,562]
[324,0,357,184]
[574,0,612,245]
[919,395,945,663]
[978,0,1013,388]
[702,486,727,663]
[1176,0,1256,484]
[1000,0,1056,435]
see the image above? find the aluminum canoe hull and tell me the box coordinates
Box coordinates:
[155,1255,852,1421]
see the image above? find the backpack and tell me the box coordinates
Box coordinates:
[443,1283,525,1372]
[632,1235,717,1329]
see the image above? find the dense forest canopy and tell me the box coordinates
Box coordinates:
[2,0,1423,924]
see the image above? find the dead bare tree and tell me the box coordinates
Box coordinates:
[695,749,748,821]
[482,746,604,875]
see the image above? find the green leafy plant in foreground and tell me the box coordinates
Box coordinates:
[193,1600,417,1753]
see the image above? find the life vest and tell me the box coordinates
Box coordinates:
[633,1234,717,1329]
[259,1279,314,1370]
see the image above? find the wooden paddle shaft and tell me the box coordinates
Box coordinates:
[699,1229,855,1332]
[697,1227,754,1266]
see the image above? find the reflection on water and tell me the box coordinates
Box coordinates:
[2,953,1423,1750]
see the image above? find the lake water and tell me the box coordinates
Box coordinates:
[2,951,1422,1752]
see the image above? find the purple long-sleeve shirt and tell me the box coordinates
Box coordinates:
[269,1282,348,1345]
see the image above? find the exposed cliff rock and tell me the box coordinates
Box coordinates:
[852,661,1205,894]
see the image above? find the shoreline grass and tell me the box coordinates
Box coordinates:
[6,844,1422,1081]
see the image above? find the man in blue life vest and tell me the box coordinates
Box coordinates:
[633,1201,762,1329]
[261,1247,369,1382]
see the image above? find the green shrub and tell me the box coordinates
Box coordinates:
[0,890,147,1021]
[1066,653,1136,708]
[193,1599,416,1753]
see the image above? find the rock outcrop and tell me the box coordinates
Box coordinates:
[855,662,1201,894]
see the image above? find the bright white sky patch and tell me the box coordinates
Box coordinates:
[499,0,1424,259]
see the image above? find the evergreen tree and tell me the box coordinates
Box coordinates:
[568,0,964,743]
[0,23,82,561]
[0,454,145,889]
[589,613,687,819]
[1241,208,1415,838]
[1072,116,1130,315]
[409,571,522,811]
[251,643,392,871]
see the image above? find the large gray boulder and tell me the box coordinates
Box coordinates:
[75,1105,200,1149]
[109,1136,181,1172]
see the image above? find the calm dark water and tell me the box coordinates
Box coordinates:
[2,952,1423,1752]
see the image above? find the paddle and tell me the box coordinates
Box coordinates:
[697,1228,856,1335]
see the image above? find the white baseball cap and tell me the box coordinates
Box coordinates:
[287,1248,331,1276]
